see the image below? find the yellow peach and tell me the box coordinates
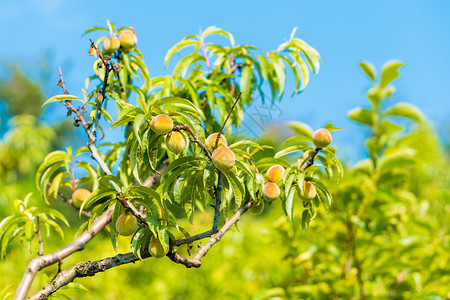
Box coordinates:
[312,128,332,148]
[115,213,138,236]
[149,238,167,258]
[205,133,228,152]
[119,30,137,52]
[249,200,265,215]
[166,131,186,154]
[72,188,91,208]
[150,114,173,135]
[212,146,235,173]
[300,181,317,200]
[266,165,285,183]
[103,36,120,54]
[262,182,280,201]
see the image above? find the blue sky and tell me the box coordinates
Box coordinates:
[1,0,449,160]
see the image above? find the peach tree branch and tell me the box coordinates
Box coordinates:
[30,199,256,299]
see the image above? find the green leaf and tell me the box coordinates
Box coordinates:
[163,156,205,176]
[286,121,313,138]
[285,187,296,223]
[131,55,151,94]
[42,95,83,107]
[348,107,374,126]
[378,148,416,171]
[79,189,118,213]
[165,37,199,67]
[35,150,69,188]
[153,97,205,119]
[380,60,403,88]
[201,26,235,46]
[223,171,245,207]
[275,145,309,159]
[82,26,109,35]
[240,65,253,104]
[384,102,425,123]
[359,61,376,81]
[268,54,286,98]
[256,157,291,171]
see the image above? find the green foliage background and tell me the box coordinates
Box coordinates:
[0,24,448,300]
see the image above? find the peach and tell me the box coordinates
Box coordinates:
[300,181,317,200]
[249,200,265,215]
[72,188,91,208]
[166,131,186,154]
[262,182,280,201]
[150,114,173,135]
[205,133,228,152]
[266,165,285,183]
[312,128,332,148]
[115,213,138,236]
[103,36,120,54]
[119,30,137,52]
[149,238,167,258]
[212,146,235,173]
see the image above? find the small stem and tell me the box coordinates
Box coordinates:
[173,124,212,160]
[117,193,148,226]
[300,147,321,172]
[36,217,44,256]
[212,173,223,231]
[200,37,212,72]
[57,67,69,95]
[69,156,75,192]
[214,92,242,150]
[171,229,217,247]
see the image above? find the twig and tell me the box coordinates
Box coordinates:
[15,205,115,300]
[116,193,148,226]
[35,217,44,256]
[31,199,257,300]
[89,39,113,140]
[28,252,141,300]
[299,147,321,172]
[57,67,68,95]
[212,173,223,231]
[171,228,217,247]
[172,124,212,160]
[214,92,242,150]
[169,200,255,268]
[16,67,114,300]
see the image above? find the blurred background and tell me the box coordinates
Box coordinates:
[0,0,449,299]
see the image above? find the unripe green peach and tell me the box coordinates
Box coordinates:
[166,131,186,154]
[205,133,228,152]
[262,182,280,201]
[312,128,332,148]
[300,181,317,200]
[115,213,138,236]
[149,238,167,258]
[103,36,120,54]
[249,200,265,215]
[72,188,91,208]
[266,165,285,183]
[150,114,173,135]
[119,30,137,52]
[211,146,235,173]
